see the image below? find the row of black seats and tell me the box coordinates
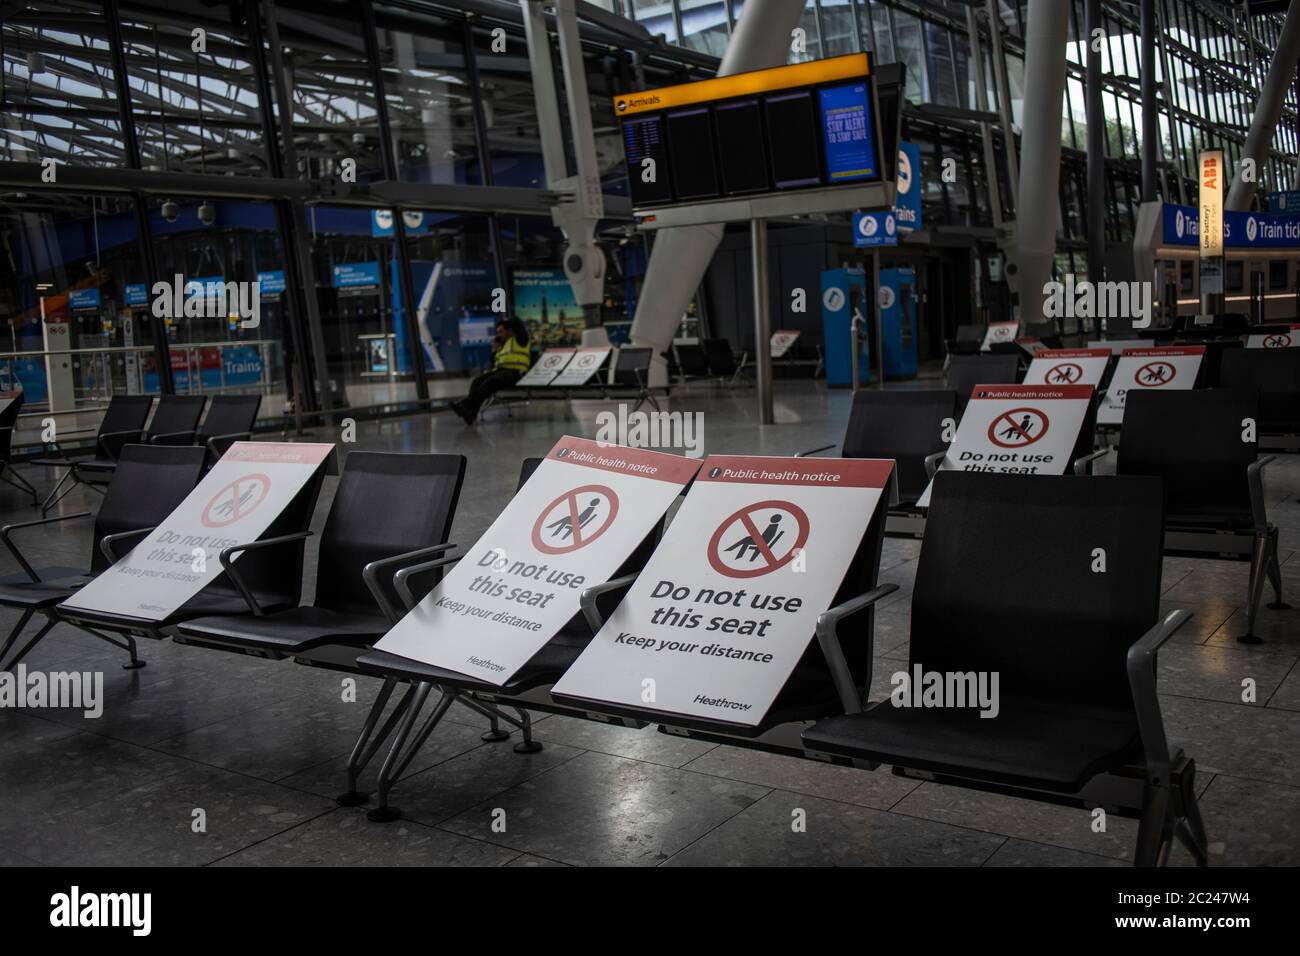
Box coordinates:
[0,436,1233,866]
[0,392,263,515]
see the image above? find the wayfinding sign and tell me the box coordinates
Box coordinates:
[373,437,699,685]
[60,443,334,621]
[918,384,1093,507]
[553,455,893,727]
[1096,346,1205,426]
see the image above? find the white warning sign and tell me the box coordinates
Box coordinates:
[552,347,611,386]
[1244,325,1300,349]
[981,320,1019,350]
[373,437,699,685]
[1023,347,1112,388]
[553,456,893,727]
[516,348,575,386]
[59,442,334,621]
[917,384,1093,507]
[1096,346,1204,425]
[770,330,801,359]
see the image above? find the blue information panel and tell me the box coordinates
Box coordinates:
[257,270,285,298]
[893,141,922,231]
[1160,203,1300,249]
[124,283,149,307]
[818,82,878,183]
[852,211,897,248]
[68,287,101,311]
[1267,191,1300,215]
[332,261,382,289]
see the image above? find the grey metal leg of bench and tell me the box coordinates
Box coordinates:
[1238,530,1271,644]
[1266,527,1290,611]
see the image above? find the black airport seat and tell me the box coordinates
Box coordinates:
[802,471,1208,867]
[1104,388,1287,643]
[703,337,747,386]
[173,451,466,659]
[54,453,327,648]
[800,390,956,535]
[197,394,263,467]
[0,390,38,506]
[946,353,1020,415]
[34,394,155,514]
[1219,347,1300,446]
[673,342,712,381]
[0,444,206,670]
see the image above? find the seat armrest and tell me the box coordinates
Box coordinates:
[205,431,253,460]
[150,429,199,446]
[1126,608,1193,778]
[1074,449,1109,476]
[815,583,900,715]
[218,531,315,616]
[796,444,837,458]
[578,573,639,633]
[362,543,458,625]
[924,450,946,480]
[99,526,157,565]
[1,511,92,583]
[1247,455,1275,530]
[393,554,463,612]
[97,428,146,459]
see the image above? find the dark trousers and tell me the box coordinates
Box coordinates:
[461,368,522,418]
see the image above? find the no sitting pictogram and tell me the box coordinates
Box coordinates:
[988,407,1049,448]
[575,353,599,368]
[532,485,619,555]
[1135,360,1176,386]
[201,473,271,528]
[543,353,568,368]
[1263,334,1292,348]
[707,500,810,579]
[1045,362,1083,384]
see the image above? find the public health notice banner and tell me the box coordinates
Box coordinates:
[374,437,699,684]
[1244,325,1300,349]
[516,348,575,386]
[1096,346,1205,425]
[981,320,1018,350]
[552,347,611,386]
[60,442,334,621]
[1023,347,1112,388]
[917,384,1093,507]
[553,455,893,728]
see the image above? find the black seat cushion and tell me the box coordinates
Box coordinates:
[176,606,388,653]
[0,568,95,609]
[804,699,1141,791]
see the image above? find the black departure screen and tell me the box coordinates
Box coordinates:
[763,91,822,189]
[714,99,770,195]
[622,114,674,206]
[665,107,720,201]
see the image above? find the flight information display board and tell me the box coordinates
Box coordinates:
[614,52,882,209]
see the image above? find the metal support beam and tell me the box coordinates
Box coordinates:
[751,218,773,426]
[104,0,174,395]
[1227,0,1300,210]
[1012,0,1070,324]
[1085,0,1106,309]
[463,20,508,301]
[986,0,1020,211]
[1140,0,1159,201]
[966,4,1003,230]
[362,0,429,402]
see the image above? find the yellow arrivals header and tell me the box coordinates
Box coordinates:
[613,52,872,117]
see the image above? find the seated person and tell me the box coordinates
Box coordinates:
[450,317,532,424]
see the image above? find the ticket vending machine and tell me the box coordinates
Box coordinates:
[820,267,872,387]
[878,266,919,379]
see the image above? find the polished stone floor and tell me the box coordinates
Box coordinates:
[1,378,1297,867]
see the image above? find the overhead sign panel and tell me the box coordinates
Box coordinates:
[918,384,1093,507]
[1160,204,1300,248]
[553,455,893,728]
[60,442,334,622]
[1096,346,1205,426]
[615,52,882,209]
[373,437,700,686]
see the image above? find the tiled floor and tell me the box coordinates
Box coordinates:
[0,378,1296,867]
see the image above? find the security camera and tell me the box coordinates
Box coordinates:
[197,201,215,226]
[161,199,179,222]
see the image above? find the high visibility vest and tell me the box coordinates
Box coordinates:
[494,335,531,373]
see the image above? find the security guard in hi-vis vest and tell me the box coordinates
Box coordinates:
[451,316,533,424]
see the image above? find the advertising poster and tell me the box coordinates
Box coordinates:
[513,269,584,346]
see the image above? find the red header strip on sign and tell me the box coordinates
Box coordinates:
[971,384,1095,401]
[1036,348,1113,359]
[697,455,895,489]
[1119,346,1207,357]
[546,436,701,484]
[223,442,335,465]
